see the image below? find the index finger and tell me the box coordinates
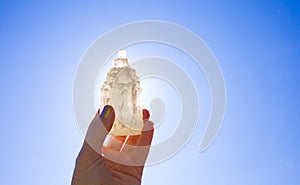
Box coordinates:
[137,121,154,146]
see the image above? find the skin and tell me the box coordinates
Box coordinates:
[71,106,154,185]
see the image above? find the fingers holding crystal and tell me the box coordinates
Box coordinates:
[119,121,154,165]
[106,136,127,152]
[101,106,154,166]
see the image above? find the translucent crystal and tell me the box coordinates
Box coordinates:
[101,50,143,135]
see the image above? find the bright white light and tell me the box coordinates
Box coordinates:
[118,50,127,58]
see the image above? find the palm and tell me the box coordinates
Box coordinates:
[105,156,144,185]
[72,143,144,185]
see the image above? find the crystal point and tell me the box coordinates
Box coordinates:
[101,50,143,135]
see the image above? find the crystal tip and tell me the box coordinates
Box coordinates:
[117,50,127,59]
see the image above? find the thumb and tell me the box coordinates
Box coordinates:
[84,105,115,155]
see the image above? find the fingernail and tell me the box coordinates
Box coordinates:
[100,105,112,118]
[143,109,150,120]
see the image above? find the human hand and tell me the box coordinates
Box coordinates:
[71,105,154,185]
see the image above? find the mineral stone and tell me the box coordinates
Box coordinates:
[101,50,143,135]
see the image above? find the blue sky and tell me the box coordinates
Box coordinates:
[0,0,300,184]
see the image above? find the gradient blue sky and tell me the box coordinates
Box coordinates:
[1,0,300,184]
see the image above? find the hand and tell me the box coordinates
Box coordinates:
[71,105,154,185]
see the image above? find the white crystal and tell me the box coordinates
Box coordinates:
[101,50,143,135]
